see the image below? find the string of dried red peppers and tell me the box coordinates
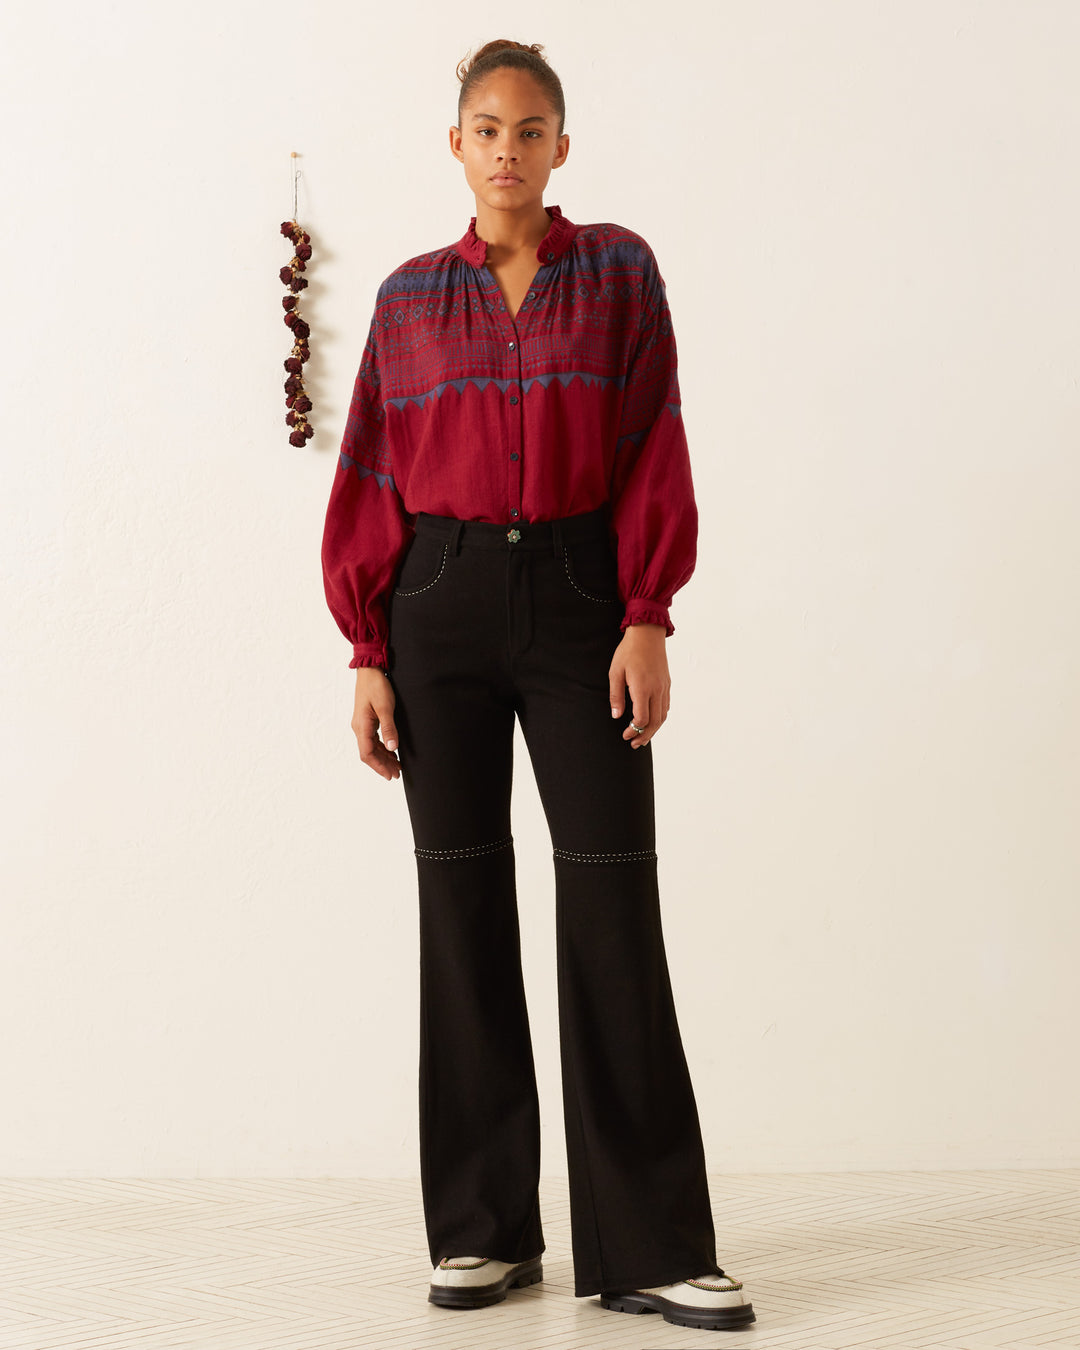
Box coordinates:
[280,220,314,446]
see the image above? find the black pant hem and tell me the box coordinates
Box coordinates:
[574,1257,721,1299]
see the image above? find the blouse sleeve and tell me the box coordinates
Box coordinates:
[321,305,413,668]
[609,243,698,638]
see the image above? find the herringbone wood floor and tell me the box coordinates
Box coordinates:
[0,1169,1077,1349]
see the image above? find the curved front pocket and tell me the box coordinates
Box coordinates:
[392,534,451,596]
[560,538,622,604]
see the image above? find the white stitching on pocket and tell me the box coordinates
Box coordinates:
[393,540,449,596]
[561,545,621,604]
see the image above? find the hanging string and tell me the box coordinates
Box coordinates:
[280,151,315,446]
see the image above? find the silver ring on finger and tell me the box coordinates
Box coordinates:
[629,721,646,734]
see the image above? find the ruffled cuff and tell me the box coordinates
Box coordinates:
[620,599,674,637]
[348,641,388,670]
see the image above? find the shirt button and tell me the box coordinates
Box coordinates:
[527,291,535,300]
[546,251,554,260]
[508,341,515,350]
[510,395,519,404]
[510,452,519,461]
[510,508,519,517]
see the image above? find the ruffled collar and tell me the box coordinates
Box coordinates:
[455,203,578,268]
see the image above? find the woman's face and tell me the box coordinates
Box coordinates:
[450,67,570,215]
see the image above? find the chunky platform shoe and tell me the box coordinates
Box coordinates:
[600,1268,755,1330]
[428,1254,544,1309]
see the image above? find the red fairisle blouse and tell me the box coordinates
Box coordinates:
[321,204,698,668]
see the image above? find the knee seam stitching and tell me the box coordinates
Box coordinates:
[415,835,513,860]
[552,847,657,861]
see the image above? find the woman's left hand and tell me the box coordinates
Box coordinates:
[608,622,671,748]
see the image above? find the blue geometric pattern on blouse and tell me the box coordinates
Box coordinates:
[340,452,396,491]
[384,370,626,412]
[617,429,647,446]
[531,370,627,394]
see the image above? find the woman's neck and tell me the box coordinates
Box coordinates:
[473,201,552,260]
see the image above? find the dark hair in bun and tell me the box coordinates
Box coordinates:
[456,39,566,137]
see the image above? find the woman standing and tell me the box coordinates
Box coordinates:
[321,38,754,1333]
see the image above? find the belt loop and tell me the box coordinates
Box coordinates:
[449,520,465,555]
[551,518,563,558]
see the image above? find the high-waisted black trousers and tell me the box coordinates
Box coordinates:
[384,504,719,1298]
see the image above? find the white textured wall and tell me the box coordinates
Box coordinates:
[2,0,1078,1177]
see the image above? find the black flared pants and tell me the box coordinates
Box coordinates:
[384,504,719,1298]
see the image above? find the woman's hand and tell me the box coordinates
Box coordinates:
[608,623,671,748]
[351,667,402,780]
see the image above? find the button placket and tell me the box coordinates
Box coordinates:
[505,326,524,525]
[482,244,559,529]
